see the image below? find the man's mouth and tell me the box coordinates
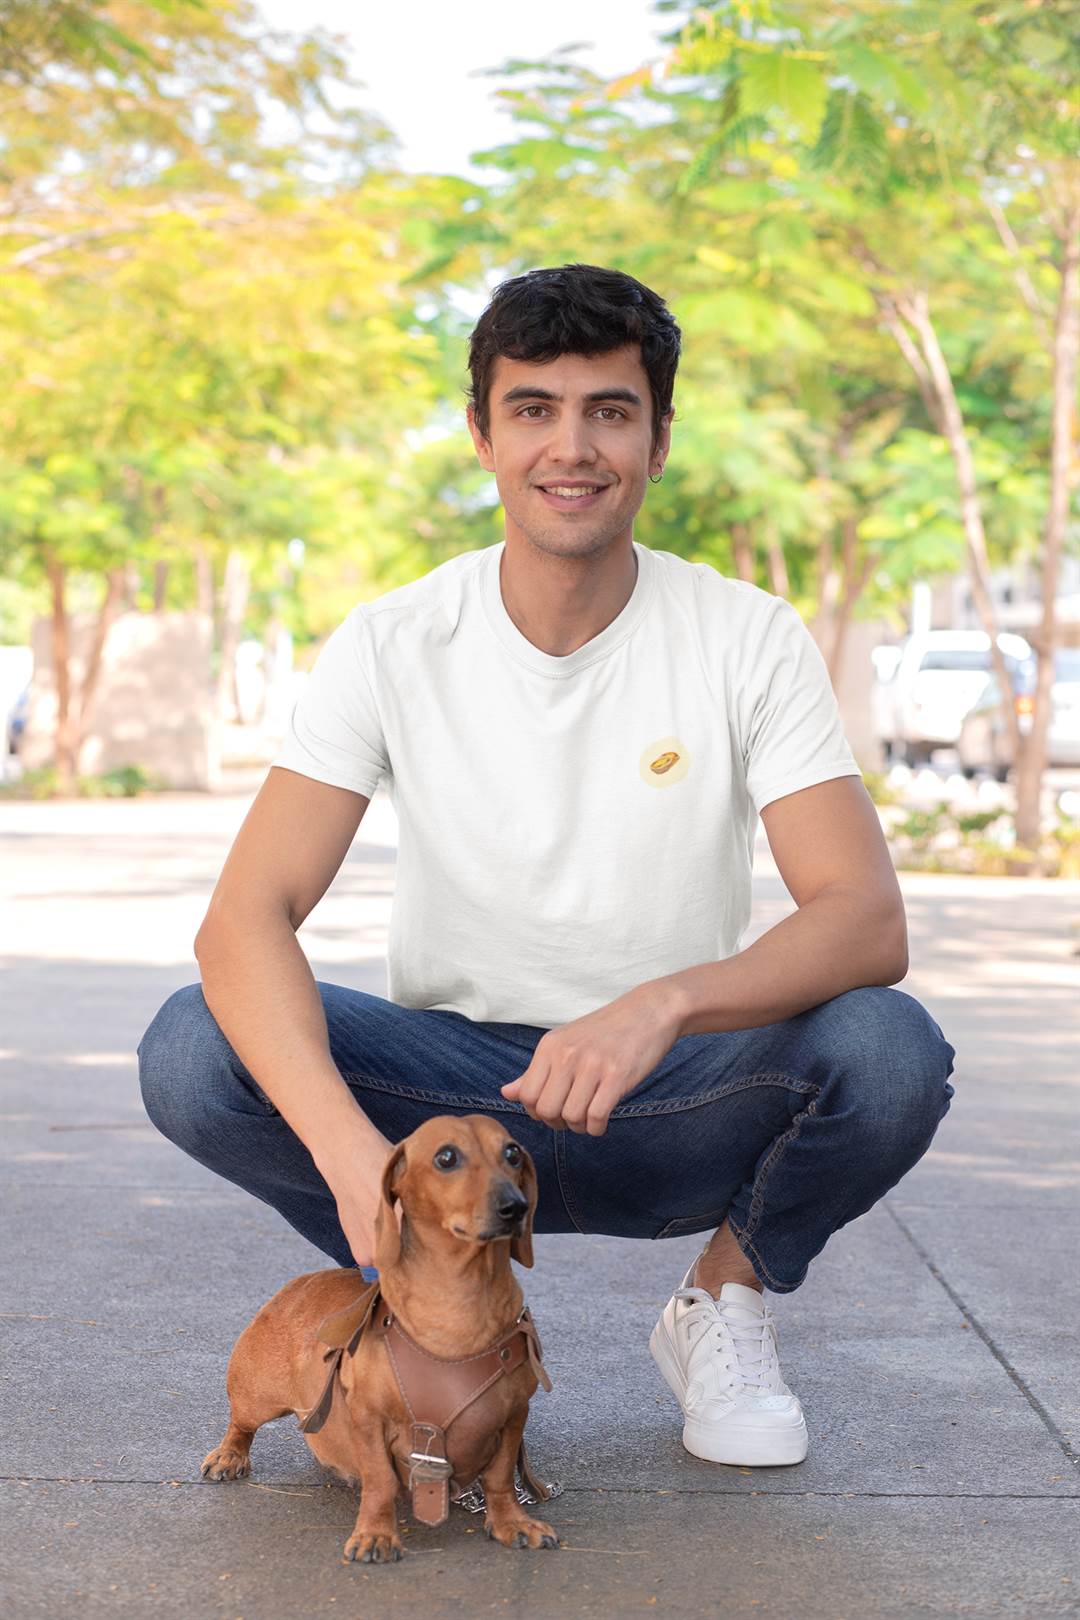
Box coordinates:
[535,483,609,509]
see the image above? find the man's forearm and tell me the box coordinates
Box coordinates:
[194,905,386,1177]
[653,886,909,1038]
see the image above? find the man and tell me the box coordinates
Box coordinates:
[139,263,956,1470]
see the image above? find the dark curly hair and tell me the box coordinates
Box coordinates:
[466,263,681,453]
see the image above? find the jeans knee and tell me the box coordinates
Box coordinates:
[822,986,956,1160]
[137,983,246,1151]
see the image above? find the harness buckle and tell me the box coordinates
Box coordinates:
[408,1423,453,1486]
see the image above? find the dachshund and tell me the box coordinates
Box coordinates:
[200,1113,559,1564]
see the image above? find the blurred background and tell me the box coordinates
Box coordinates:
[1,0,1078,878]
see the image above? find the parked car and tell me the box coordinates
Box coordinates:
[956,647,1080,780]
[0,646,33,763]
[871,630,1032,768]
[6,685,28,755]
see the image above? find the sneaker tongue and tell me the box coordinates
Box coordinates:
[717,1282,764,1314]
[714,1283,771,1391]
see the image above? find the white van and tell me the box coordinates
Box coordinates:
[870,630,1032,768]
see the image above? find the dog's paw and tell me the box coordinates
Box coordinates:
[344,1529,405,1564]
[483,1512,560,1550]
[200,1445,251,1481]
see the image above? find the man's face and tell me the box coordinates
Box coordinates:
[467,344,670,560]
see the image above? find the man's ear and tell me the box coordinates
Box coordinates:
[466,402,495,472]
[373,1141,407,1273]
[510,1146,538,1270]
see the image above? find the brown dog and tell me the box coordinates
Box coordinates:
[200,1114,560,1563]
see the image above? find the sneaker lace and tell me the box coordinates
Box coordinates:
[673,1286,775,1393]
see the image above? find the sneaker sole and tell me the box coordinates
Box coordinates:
[649,1319,809,1468]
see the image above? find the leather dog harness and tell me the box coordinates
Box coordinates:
[299,1280,553,1526]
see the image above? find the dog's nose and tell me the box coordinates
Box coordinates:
[493,1182,529,1225]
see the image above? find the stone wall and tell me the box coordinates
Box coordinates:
[21,611,220,790]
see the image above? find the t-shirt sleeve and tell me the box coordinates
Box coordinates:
[272,609,388,797]
[742,596,861,815]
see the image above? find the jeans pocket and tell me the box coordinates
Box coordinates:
[240,1074,279,1115]
[654,1207,729,1240]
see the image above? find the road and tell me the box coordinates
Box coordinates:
[2,786,1078,1617]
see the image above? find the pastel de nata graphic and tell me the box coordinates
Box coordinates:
[638,735,691,789]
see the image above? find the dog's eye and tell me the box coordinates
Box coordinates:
[503,1143,523,1167]
[433,1145,460,1171]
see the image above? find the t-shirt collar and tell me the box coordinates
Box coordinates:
[480,539,654,678]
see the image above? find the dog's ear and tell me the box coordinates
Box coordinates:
[316,1277,380,1350]
[373,1140,407,1273]
[510,1144,538,1269]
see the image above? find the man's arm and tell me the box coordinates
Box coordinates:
[193,766,390,1258]
[661,775,908,1037]
[502,775,907,1134]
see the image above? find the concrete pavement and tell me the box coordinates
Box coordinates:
[2,785,1078,1617]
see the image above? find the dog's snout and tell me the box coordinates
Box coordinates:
[494,1180,529,1224]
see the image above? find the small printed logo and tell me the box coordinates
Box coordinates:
[639,734,690,788]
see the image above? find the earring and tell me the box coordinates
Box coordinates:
[649,470,664,483]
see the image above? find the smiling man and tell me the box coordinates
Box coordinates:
[139,263,956,1473]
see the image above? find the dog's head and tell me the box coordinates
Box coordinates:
[374,1114,538,1272]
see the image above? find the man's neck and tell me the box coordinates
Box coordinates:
[498,536,639,658]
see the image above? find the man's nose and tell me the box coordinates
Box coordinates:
[547,414,597,463]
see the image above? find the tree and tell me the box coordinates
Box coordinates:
[651,0,1078,865]
[0,0,442,784]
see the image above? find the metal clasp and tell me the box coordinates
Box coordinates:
[409,1423,453,1485]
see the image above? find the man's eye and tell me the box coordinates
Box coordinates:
[434,1145,460,1170]
[519,405,547,418]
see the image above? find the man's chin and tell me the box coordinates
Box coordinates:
[506,516,629,557]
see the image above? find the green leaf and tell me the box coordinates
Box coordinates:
[738,53,829,144]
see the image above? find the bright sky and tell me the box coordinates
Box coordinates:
[255,0,678,180]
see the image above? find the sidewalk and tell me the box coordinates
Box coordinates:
[2,787,1078,1618]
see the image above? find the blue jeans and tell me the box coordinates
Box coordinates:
[137,982,956,1294]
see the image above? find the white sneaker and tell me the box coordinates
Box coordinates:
[649,1263,809,1466]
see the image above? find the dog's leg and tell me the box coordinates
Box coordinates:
[343,1422,405,1565]
[201,1417,264,1481]
[480,1411,560,1551]
[201,1322,292,1481]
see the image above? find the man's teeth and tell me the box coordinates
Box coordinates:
[544,485,602,498]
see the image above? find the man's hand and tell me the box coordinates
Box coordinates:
[318,1128,395,1268]
[500,980,685,1136]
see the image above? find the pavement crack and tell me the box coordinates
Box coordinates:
[884,1199,1078,1471]
[4,1477,1078,1499]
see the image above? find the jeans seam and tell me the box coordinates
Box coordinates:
[728,1216,787,1291]
[338,1071,529,1115]
[656,1205,730,1239]
[336,1070,813,1118]
[738,1093,820,1258]
[611,1072,816,1119]
[553,1132,587,1234]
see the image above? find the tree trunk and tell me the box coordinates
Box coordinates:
[153,561,170,611]
[730,520,755,582]
[866,272,1047,870]
[46,554,76,794]
[813,514,882,690]
[764,518,790,599]
[215,548,250,722]
[78,569,125,743]
[895,292,1019,733]
[195,547,215,620]
[1014,200,1079,860]
[44,560,125,792]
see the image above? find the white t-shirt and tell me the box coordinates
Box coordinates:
[274,540,861,1027]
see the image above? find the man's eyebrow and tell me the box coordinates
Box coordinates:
[499,385,644,408]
